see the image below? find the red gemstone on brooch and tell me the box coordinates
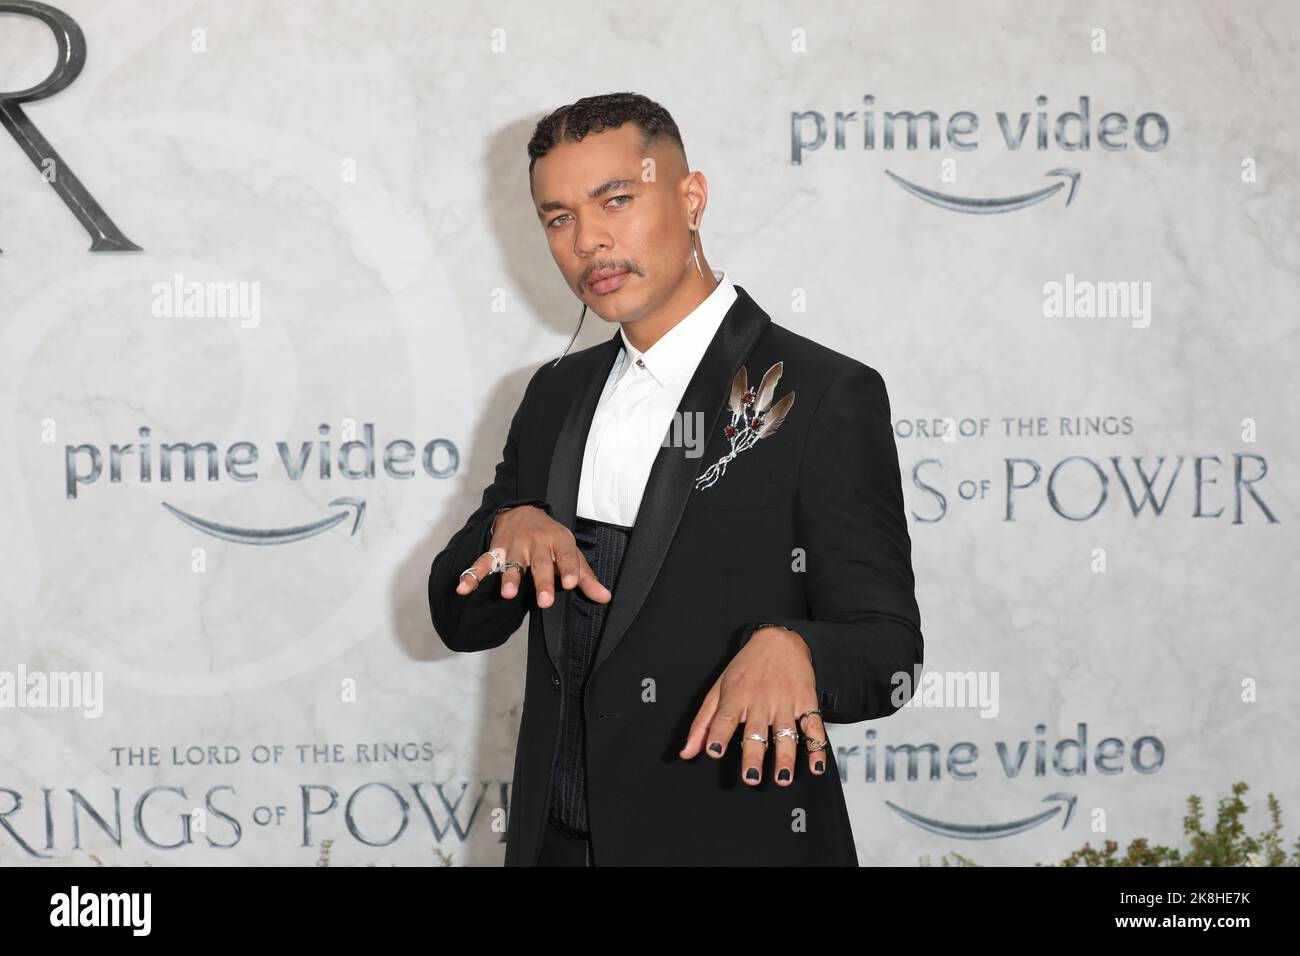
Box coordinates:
[724,423,736,438]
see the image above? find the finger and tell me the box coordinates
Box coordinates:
[455,549,498,595]
[499,560,524,600]
[529,549,557,608]
[740,714,769,785]
[678,681,720,759]
[772,707,799,786]
[552,541,582,591]
[799,708,830,775]
[575,552,611,603]
[702,698,741,760]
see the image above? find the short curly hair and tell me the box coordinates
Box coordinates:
[527,91,688,181]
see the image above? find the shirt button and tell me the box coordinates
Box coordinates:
[636,358,644,368]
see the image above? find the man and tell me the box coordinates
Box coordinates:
[428,92,922,866]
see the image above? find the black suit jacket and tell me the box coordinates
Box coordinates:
[428,284,923,865]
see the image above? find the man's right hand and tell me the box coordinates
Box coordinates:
[454,505,612,609]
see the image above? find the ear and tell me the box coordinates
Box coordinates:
[683,170,709,227]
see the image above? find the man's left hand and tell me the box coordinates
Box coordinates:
[677,626,829,784]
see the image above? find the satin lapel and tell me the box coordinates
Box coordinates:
[589,285,770,677]
[541,330,623,669]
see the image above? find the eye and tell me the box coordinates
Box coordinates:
[546,195,632,230]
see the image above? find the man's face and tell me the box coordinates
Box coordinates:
[531,123,696,324]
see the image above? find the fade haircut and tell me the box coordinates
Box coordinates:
[527,91,688,182]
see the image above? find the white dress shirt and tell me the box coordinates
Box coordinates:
[575,269,738,526]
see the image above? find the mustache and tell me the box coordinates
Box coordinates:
[582,264,639,288]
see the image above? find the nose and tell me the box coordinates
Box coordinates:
[573,217,612,263]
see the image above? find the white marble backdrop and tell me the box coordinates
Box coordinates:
[0,0,1295,866]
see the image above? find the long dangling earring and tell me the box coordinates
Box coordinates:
[552,303,586,367]
[690,214,705,279]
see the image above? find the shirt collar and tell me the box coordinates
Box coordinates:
[616,269,737,390]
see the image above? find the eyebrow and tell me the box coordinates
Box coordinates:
[536,178,637,217]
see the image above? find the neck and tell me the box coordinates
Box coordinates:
[622,260,718,353]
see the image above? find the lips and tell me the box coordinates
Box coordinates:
[589,270,630,294]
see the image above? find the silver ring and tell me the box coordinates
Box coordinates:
[774,726,799,741]
[458,568,479,584]
[742,732,769,749]
[501,561,524,574]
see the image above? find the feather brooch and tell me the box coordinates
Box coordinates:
[694,361,795,490]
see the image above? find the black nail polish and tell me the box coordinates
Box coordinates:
[814,760,824,773]
[746,768,759,781]
[708,742,722,755]
[778,768,790,781]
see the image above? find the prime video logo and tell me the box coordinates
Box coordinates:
[791,94,1169,161]
[791,94,1168,214]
